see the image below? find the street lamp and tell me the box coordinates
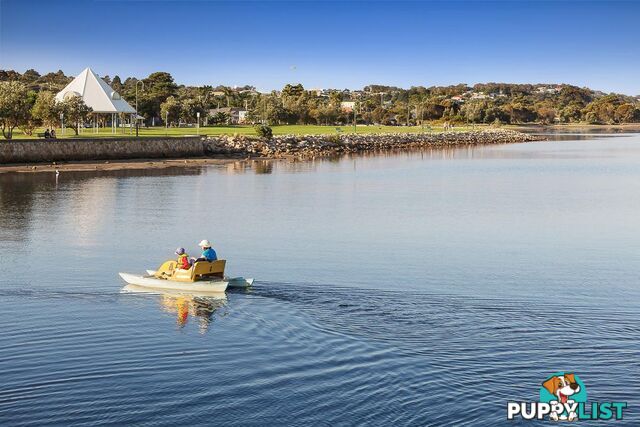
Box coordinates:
[60,112,64,135]
[196,112,201,135]
[135,80,145,137]
[353,103,357,134]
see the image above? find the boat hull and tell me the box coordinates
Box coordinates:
[119,272,228,292]
[145,271,253,288]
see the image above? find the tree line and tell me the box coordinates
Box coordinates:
[1,68,639,139]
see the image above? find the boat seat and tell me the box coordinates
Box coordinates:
[191,260,226,281]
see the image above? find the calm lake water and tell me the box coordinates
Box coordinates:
[1,133,639,426]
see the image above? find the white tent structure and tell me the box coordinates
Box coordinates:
[56,67,137,134]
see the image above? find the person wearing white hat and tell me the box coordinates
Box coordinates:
[192,239,217,263]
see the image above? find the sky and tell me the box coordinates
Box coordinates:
[1,0,639,94]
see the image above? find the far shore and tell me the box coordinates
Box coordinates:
[510,123,640,131]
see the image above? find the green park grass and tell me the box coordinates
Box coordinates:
[8,123,483,140]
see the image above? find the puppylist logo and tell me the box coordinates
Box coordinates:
[507,372,627,421]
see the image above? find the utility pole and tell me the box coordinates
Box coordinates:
[407,103,410,127]
[135,80,145,137]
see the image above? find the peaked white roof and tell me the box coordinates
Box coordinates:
[55,67,136,114]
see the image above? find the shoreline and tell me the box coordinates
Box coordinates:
[0,129,541,174]
[0,156,253,174]
[510,123,640,131]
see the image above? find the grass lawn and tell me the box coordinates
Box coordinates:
[8,123,484,140]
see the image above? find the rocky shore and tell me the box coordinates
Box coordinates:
[204,129,543,159]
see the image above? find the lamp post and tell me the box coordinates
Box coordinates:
[353,102,357,134]
[60,112,64,135]
[196,112,201,135]
[135,80,145,137]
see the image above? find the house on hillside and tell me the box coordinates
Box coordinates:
[208,107,248,124]
[536,85,562,94]
[470,92,489,100]
[340,101,356,112]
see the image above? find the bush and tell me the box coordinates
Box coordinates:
[254,124,273,139]
[325,134,342,144]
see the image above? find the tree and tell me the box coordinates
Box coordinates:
[0,70,22,81]
[461,100,488,123]
[32,91,60,128]
[21,69,41,84]
[138,72,178,121]
[211,111,230,125]
[179,98,206,124]
[19,90,38,135]
[582,95,621,124]
[615,103,640,123]
[160,96,181,126]
[255,124,272,139]
[0,81,31,139]
[61,96,92,135]
[536,106,556,124]
[111,76,123,93]
[37,70,71,92]
[504,102,536,123]
[559,103,583,123]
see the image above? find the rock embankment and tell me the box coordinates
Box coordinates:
[204,129,543,158]
[0,136,204,164]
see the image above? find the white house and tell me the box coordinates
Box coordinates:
[340,101,356,112]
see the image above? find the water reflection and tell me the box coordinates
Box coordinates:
[122,285,228,334]
[0,167,204,244]
[253,160,273,174]
[161,294,227,334]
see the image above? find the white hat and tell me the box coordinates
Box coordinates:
[198,239,211,247]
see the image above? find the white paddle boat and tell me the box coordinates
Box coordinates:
[119,259,230,293]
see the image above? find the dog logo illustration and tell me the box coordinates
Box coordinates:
[507,372,626,421]
[540,372,587,421]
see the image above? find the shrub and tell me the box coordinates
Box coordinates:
[254,124,273,139]
[325,134,342,144]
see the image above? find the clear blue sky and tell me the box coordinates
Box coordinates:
[1,0,639,94]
